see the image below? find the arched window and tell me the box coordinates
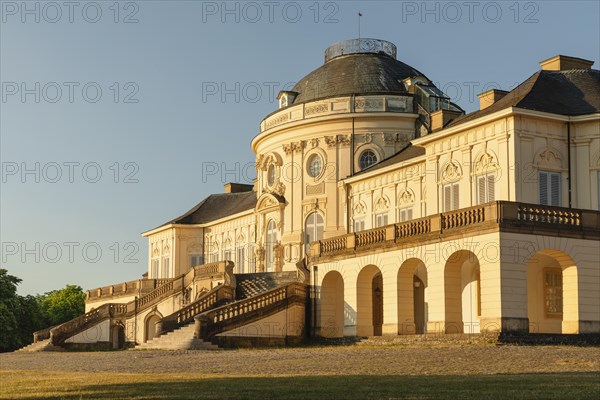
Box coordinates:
[304,212,324,255]
[359,150,378,170]
[265,220,277,272]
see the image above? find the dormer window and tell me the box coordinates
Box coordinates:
[276,91,298,109]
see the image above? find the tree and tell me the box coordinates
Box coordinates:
[0,269,24,352]
[39,285,86,326]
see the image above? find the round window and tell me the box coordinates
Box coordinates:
[359,150,378,170]
[267,164,276,186]
[307,154,323,178]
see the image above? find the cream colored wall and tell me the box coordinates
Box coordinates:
[64,319,110,344]
[254,111,417,270]
[513,115,600,208]
[85,295,135,313]
[314,232,502,336]
[215,304,305,338]
[202,214,256,273]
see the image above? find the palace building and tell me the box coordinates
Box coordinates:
[23,39,600,351]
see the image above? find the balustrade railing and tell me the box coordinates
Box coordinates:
[313,201,596,259]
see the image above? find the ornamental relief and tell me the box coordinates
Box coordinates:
[353,201,367,216]
[441,160,462,182]
[282,141,305,155]
[474,152,499,175]
[398,189,414,205]
[324,134,351,147]
[535,148,562,169]
[374,196,390,212]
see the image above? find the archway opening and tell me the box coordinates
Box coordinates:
[444,250,481,334]
[527,250,578,334]
[319,270,344,338]
[145,314,161,343]
[357,265,383,336]
[397,258,428,334]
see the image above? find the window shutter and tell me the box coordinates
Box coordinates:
[399,209,406,222]
[539,172,548,205]
[487,174,495,202]
[478,176,486,204]
[407,208,413,221]
[444,185,452,212]
[452,183,459,211]
[550,173,560,206]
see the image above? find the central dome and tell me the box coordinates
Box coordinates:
[290,38,427,105]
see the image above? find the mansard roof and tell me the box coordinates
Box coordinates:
[159,191,257,228]
[351,144,426,177]
[447,68,600,128]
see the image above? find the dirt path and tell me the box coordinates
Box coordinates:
[1,344,599,376]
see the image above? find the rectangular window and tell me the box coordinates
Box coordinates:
[151,259,159,279]
[237,247,245,273]
[353,219,365,232]
[223,250,232,262]
[189,254,203,268]
[443,183,459,212]
[161,257,170,279]
[375,213,388,228]
[477,174,496,204]
[398,207,413,222]
[544,268,563,318]
[539,171,561,206]
[248,245,256,273]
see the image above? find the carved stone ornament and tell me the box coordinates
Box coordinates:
[474,152,499,175]
[442,160,462,182]
[398,190,414,205]
[353,202,366,216]
[374,196,390,212]
[273,182,286,196]
[536,148,562,169]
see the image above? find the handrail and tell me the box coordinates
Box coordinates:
[159,284,235,335]
[312,201,599,259]
[197,282,308,340]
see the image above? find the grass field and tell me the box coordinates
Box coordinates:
[1,370,599,400]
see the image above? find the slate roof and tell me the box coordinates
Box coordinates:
[447,69,600,128]
[291,53,427,105]
[152,191,257,229]
[351,144,426,177]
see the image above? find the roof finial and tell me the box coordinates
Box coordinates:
[358,12,362,39]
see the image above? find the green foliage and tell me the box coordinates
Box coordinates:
[0,268,85,352]
[38,285,86,326]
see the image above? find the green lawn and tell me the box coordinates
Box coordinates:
[1,370,599,400]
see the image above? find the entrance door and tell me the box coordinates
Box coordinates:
[372,273,383,336]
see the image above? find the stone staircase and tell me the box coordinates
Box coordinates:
[133,322,220,351]
[235,272,298,300]
[16,338,65,352]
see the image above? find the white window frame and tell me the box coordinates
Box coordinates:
[476,173,496,205]
[161,256,170,279]
[398,207,413,222]
[375,213,388,228]
[304,212,325,255]
[151,258,159,279]
[265,220,277,272]
[236,246,245,273]
[539,171,561,206]
[353,218,365,232]
[443,182,460,212]
[189,254,203,268]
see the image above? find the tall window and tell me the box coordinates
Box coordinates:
[223,249,232,261]
[353,218,365,232]
[398,207,413,222]
[151,258,159,279]
[248,243,256,273]
[237,246,245,273]
[477,173,495,204]
[189,254,203,268]
[443,183,459,212]
[539,171,561,206]
[304,212,324,254]
[161,257,170,279]
[265,220,277,272]
[544,268,563,318]
[375,213,388,227]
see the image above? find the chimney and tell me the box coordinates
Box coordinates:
[477,89,509,110]
[224,183,253,193]
[430,109,463,131]
[539,55,594,71]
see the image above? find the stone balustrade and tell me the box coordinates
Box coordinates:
[86,278,172,301]
[311,201,600,261]
[260,95,414,132]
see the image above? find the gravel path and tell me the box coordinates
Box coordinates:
[1,344,599,376]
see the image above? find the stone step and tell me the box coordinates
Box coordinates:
[15,338,64,352]
[133,323,219,351]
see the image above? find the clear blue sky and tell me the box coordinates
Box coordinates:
[1,0,599,295]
